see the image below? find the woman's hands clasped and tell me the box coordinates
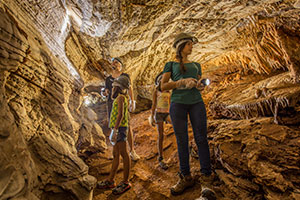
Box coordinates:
[196,79,205,91]
[176,78,197,89]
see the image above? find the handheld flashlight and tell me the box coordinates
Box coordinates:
[201,78,210,86]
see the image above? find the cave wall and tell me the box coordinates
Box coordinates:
[1,0,300,199]
[0,3,107,199]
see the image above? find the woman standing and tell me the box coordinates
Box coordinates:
[160,33,211,195]
[150,72,171,170]
[104,57,140,161]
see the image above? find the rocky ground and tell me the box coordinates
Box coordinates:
[87,71,300,200]
[88,110,222,200]
[87,110,300,200]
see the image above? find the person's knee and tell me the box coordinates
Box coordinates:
[113,151,120,159]
[121,150,129,157]
[113,148,120,157]
[127,125,132,133]
[120,150,129,160]
[158,131,164,139]
[157,122,163,129]
[195,131,206,139]
[118,142,128,154]
[194,134,208,145]
[175,130,189,141]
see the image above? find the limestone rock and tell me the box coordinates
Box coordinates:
[0,5,105,200]
[1,0,300,199]
[209,118,300,199]
[209,72,300,123]
[3,0,300,109]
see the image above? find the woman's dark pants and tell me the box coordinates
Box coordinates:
[170,101,211,176]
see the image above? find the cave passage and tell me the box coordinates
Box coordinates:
[0,1,300,200]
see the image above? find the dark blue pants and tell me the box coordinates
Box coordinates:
[170,101,211,176]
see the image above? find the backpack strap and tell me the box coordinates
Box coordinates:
[192,62,199,75]
[170,61,174,79]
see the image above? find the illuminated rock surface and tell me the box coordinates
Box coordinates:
[0,0,299,199]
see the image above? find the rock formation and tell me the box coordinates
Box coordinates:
[209,118,300,199]
[0,0,300,199]
[0,3,106,199]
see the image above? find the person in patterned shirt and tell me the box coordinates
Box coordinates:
[97,75,132,195]
[104,57,140,161]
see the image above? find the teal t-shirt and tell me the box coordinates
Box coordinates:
[162,61,203,104]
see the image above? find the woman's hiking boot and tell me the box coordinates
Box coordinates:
[200,173,214,186]
[97,180,115,189]
[112,181,131,195]
[170,173,195,195]
[158,157,168,170]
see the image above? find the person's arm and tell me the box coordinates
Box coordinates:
[128,85,134,102]
[196,75,205,91]
[151,89,157,116]
[126,74,135,110]
[168,92,171,110]
[128,84,137,112]
[104,77,110,96]
[161,72,196,91]
[196,63,204,89]
[161,72,177,91]
[104,89,109,96]
[196,74,202,85]
[166,93,172,124]
[113,95,124,130]
[161,62,178,91]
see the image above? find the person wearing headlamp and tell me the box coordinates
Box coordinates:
[104,57,140,161]
[160,33,212,195]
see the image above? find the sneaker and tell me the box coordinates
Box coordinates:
[201,187,217,200]
[170,173,195,195]
[97,180,115,189]
[130,150,140,161]
[112,181,131,195]
[158,157,168,170]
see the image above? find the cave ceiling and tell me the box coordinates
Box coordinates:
[3,0,300,98]
[1,1,300,199]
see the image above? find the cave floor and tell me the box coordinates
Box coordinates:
[87,110,226,200]
[86,71,300,200]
